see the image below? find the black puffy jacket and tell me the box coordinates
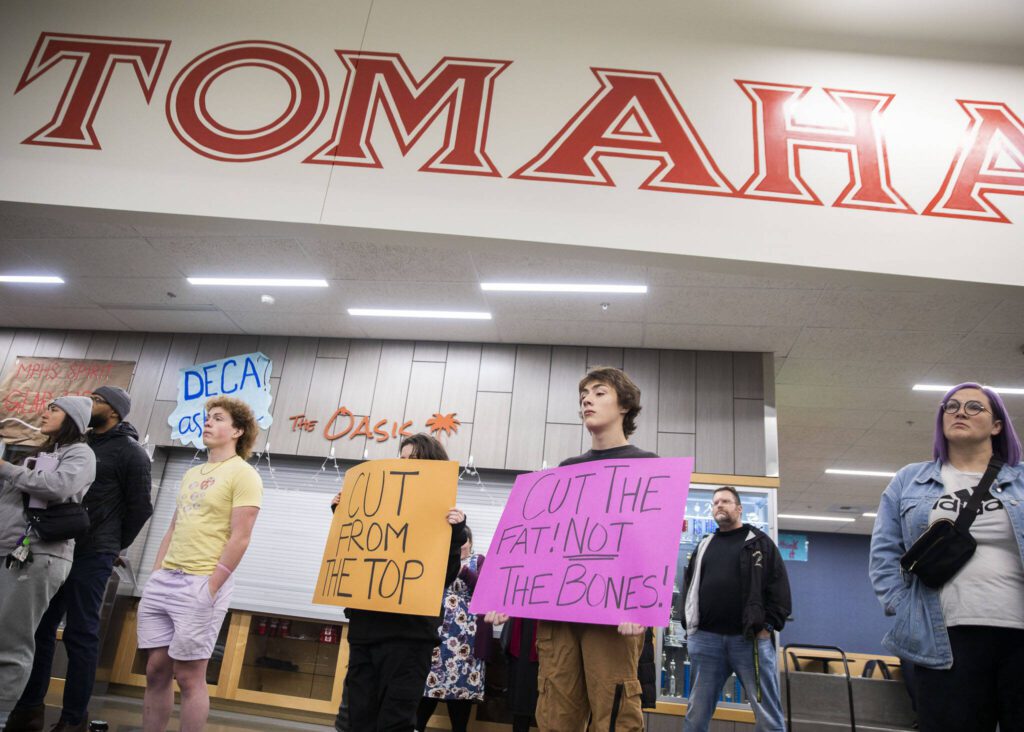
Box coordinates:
[76,421,153,556]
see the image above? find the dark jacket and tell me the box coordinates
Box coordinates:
[75,421,153,556]
[681,524,791,639]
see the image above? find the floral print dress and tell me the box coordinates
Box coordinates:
[424,553,485,700]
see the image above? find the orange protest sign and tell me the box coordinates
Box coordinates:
[313,458,459,616]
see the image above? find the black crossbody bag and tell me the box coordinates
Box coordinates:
[22,492,91,542]
[899,457,1002,589]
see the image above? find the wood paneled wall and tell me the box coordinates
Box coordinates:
[0,329,772,475]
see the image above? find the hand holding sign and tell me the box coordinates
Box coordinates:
[470,457,693,627]
[314,458,459,616]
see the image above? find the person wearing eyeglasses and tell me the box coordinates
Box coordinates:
[869,382,1024,732]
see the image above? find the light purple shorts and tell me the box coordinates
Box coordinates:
[137,568,233,661]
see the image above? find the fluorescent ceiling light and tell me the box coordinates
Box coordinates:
[480,283,647,293]
[187,277,328,287]
[913,383,1024,395]
[0,275,64,284]
[862,512,878,518]
[826,468,897,478]
[778,513,856,523]
[348,308,492,320]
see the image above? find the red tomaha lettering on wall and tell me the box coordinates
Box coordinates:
[923,102,1024,223]
[14,33,170,149]
[735,81,914,213]
[513,69,734,197]
[10,31,1024,224]
[304,52,509,176]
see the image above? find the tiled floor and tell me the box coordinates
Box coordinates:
[37,694,334,732]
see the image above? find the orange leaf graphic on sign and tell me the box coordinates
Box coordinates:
[426,413,460,436]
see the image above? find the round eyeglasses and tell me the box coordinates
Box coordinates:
[941,399,989,416]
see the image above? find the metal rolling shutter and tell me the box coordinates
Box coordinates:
[136,449,514,619]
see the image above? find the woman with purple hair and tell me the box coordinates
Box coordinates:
[869,383,1024,732]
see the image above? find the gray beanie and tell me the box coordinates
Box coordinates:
[92,385,131,419]
[51,396,93,434]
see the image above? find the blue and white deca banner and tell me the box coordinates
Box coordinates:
[168,352,274,449]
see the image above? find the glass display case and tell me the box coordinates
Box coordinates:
[237,615,343,701]
[655,480,777,709]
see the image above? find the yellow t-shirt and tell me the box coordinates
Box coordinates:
[162,456,263,575]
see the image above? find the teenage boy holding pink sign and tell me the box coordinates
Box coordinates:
[487,367,658,732]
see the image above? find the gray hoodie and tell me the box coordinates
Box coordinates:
[0,441,96,561]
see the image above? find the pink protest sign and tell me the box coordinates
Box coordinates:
[470,457,693,626]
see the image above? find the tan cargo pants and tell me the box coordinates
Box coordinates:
[535,620,645,732]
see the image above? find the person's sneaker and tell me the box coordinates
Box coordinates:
[47,721,87,732]
[4,705,45,732]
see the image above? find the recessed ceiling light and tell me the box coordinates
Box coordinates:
[862,512,878,518]
[778,513,856,523]
[348,308,492,320]
[825,468,897,478]
[913,383,1024,395]
[480,283,647,293]
[0,275,64,284]
[187,277,328,287]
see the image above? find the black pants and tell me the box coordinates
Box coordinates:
[347,640,434,732]
[17,552,115,724]
[915,625,1024,732]
[415,697,473,732]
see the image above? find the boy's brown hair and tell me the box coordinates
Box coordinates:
[206,396,260,459]
[578,366,642,437]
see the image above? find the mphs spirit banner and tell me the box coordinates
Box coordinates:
[0,356,135,446]
[471,457,692,626]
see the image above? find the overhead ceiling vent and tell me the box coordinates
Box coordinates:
[96,303,219,312]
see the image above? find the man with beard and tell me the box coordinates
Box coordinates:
[8,386,153,732]
[680,486,790,732]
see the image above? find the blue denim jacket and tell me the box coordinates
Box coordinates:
[868,459,1024,669]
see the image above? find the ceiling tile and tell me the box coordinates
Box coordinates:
[646,287,822,327]
[150,237,318,277]
[339,281,488,311]
[936,331,1024,367]
[788,327,963,361]
[300,239,478,282]
[645,266,818,289]
[0,212,139,239]
[73,277,210,308]
[14,238,185,278]
[105,309,242,334]
[775,358,935,388]
[485,291,645,323]
[471,250,647,284]
[809,290,1001,331]
[495,318,643,348]
[972,298,1024,334]
[776,384,920,410]
[224,310,368,338]
[776,406,881,429]
[355,316,500,343]
[0,307,127,330]
[642,323,800,352]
